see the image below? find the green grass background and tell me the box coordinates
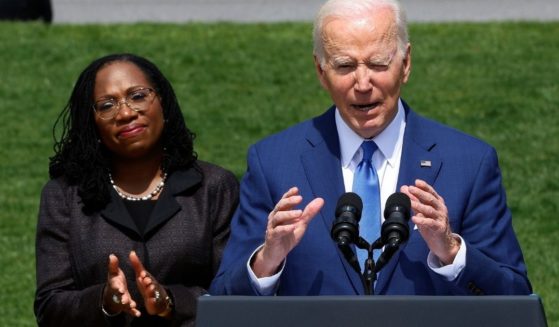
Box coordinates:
[0,21,557,326]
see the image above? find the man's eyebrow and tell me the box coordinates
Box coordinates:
[368,52,394,65]
[330,55,353,64]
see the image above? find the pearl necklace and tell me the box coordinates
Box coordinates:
[109,172,168,201]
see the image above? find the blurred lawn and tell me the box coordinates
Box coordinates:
[0,21,557,326]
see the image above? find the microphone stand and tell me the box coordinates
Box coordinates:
[337,237,373,294]
[337,237,402,295]
[359,237,400,295]
[374,239,400,274]
[337,242,362,277]
[362,238,383,295]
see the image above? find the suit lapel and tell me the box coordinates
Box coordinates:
[101,189,142,236]
[143,168,203,237]
[396,107,442,189]
[375,105,442,293]
[301,108,344,208]
[100,166,203,239]
[301,107,364,294]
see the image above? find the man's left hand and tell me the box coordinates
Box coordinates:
[400,179,460,265]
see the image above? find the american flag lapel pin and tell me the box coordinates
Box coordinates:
[420,160,432,167]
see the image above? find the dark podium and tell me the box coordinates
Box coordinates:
[196,295,547,327]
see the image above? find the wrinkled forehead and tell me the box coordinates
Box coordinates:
[321,13,399,60]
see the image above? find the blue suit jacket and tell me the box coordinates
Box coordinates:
[210,104,531,295]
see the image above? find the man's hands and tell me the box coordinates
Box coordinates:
[102,252,173,318]
[252,187,324,277]
[401,179,460,265]
[249,180,459,277]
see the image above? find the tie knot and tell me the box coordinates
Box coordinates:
[360,141,378,162]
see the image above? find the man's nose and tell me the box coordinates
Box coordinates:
[354,65,373,92]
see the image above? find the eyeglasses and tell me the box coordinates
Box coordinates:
[93,87,157,120]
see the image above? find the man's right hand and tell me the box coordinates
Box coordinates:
[251,187,324,277]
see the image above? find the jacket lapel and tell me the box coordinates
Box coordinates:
[375,104,442,293]
[301,107,364,294]
[101,189,141,236]
[100,166,203,239]
[143,167,203,237]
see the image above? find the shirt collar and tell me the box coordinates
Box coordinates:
[336,99,406,168]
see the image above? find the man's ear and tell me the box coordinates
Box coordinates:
[401,43,412,84]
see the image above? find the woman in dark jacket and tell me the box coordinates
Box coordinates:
[34,53,239,326]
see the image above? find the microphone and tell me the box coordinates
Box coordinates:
[375,192,411,273]
[381,192,411,247]
[331,192,362,247]
[331,192,363,276]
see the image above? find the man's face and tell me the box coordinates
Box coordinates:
[315,7,411,139]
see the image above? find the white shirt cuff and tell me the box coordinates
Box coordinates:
[427,234,466,281]
[247,245,285,295]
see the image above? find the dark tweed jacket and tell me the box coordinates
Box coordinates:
[34,161,239,326]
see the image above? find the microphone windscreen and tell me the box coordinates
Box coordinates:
[336,192,363,211]
[386,192,411,211]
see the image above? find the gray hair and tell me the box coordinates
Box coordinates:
[313,0,409,67]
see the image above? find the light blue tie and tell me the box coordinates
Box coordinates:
[353,141,381,269]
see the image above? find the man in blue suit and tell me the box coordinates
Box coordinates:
[210,0,531,296]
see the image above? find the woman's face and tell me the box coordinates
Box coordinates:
[93,61,165,161]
